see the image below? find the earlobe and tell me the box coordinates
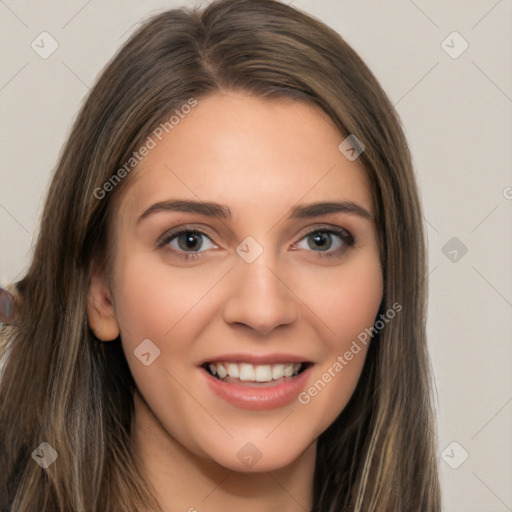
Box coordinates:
[87,273,120,342]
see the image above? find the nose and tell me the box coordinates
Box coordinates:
[222,250,299,336]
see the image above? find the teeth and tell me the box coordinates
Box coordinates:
[227,363,239,378]
[207,362,302,382]
[239,363,255,381]
[255,365,272,382]
[283,363,294,377]
[216,364,227,379]
[272,364,284,379]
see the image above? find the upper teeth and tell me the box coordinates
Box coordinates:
[208,362,302,382]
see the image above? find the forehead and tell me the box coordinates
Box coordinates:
[116,91,372,224]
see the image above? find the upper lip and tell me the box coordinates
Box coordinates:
[199,353,314,366]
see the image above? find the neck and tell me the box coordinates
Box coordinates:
[132,390,316,512]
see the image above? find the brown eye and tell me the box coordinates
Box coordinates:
[176,232,204,251]
[296,228,354,255]
[163,230,217,253]
[307,231,333,251]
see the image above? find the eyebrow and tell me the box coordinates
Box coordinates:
[137,199,373,224]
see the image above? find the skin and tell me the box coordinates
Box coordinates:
[88,91,383,512]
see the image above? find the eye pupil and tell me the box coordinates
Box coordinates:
[308,231,331,251]
[178,232,202,251]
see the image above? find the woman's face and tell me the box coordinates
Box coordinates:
[90,91,383,472]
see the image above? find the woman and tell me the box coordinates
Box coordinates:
[0,0,441,510]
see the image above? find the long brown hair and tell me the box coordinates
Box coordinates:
[0,0,441,510]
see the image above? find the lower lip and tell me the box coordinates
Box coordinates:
[202,366,312,411]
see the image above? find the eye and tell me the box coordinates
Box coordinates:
[294,228,354,256]
[161,229,217,253]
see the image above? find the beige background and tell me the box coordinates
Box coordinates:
[1,0,511,510]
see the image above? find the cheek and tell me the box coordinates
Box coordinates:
[112,252,218,341]
[110,255,208,439]
[110,253,226,399]
[330,261,383,339]
[294,250,383,346]
[292,252,382,429]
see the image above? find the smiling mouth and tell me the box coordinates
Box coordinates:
[202,361,310,385]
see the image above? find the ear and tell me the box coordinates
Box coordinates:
[0,286,17,324]
[87,268,120,342]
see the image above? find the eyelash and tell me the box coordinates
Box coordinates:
[157,226,355,262]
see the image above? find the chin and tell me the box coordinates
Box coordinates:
[205,438,314,474]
